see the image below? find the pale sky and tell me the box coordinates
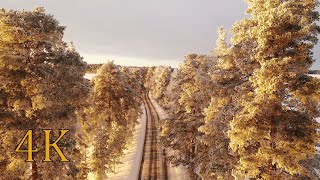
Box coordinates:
[0,0,319,69]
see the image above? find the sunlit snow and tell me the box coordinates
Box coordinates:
[309,74,320,79]
[88,106,146,180]
[84,73,97,80]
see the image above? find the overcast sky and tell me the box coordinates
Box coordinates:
[0,0,319,69]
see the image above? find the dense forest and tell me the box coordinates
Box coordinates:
[0,0,320,179]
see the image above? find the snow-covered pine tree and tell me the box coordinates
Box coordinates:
[228,0,320,179]
[120,66,143,146]
[154,66,171,103]
[178,54,214,115]
[160,54,214,178]
[162,68,181,111]
[198,27,242,179]
[121,66,145,100]
[0,8,88,179]
[146,66,172,106]
[144,66,156,91]
[81,62,141,179]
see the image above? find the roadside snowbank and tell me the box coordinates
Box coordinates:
[106,105,147,180]
[149,97,191,180]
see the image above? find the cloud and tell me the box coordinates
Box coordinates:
[0,0,319,69]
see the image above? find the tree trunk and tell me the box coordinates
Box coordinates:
[32,161,39,180]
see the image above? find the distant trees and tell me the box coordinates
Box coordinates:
[86,63,103,74]
[121,66,146,97]
[153,67,171,103]
[79,62,142,179]
[309,69,320,74]
[0,8,89,179]
[145,66,172,106]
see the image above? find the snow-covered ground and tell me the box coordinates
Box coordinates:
[308,74,320,79]
[87,105,147,180]
[104,97,190,180]
[149,96,191,180]
[106,105,147,180]
[84,73,96,80]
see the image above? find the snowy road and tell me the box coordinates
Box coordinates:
[139,93,168,180]
[86,73,319,179]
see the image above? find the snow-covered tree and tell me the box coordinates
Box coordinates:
[160,54,214,177]
[228,0,320,178]
[162,68,181,111]
[0,8,88,179]
[198,27,242,179]
[154,66,171,103]
[81,62,141,179]
[145,66,172,106]
[144,66,156,90]
[121,66,145,99]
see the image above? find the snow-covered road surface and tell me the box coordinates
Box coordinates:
[139,94,168,179]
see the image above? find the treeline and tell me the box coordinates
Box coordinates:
[86,63,103,74]
[86,63,147,74]
[0,8,144,179]
[309,70,320,74]
[145,1,320,179]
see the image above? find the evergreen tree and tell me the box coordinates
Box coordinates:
[81,62,141,179]
[153,66,171,105]
[121,66,145,99]
[162,68,181,111]
[198,27,241,179]
[228,0,320,178]
[0,8,88,179]
[144,66,156,91]
[160,54,214,178]
[146,66,172,106]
